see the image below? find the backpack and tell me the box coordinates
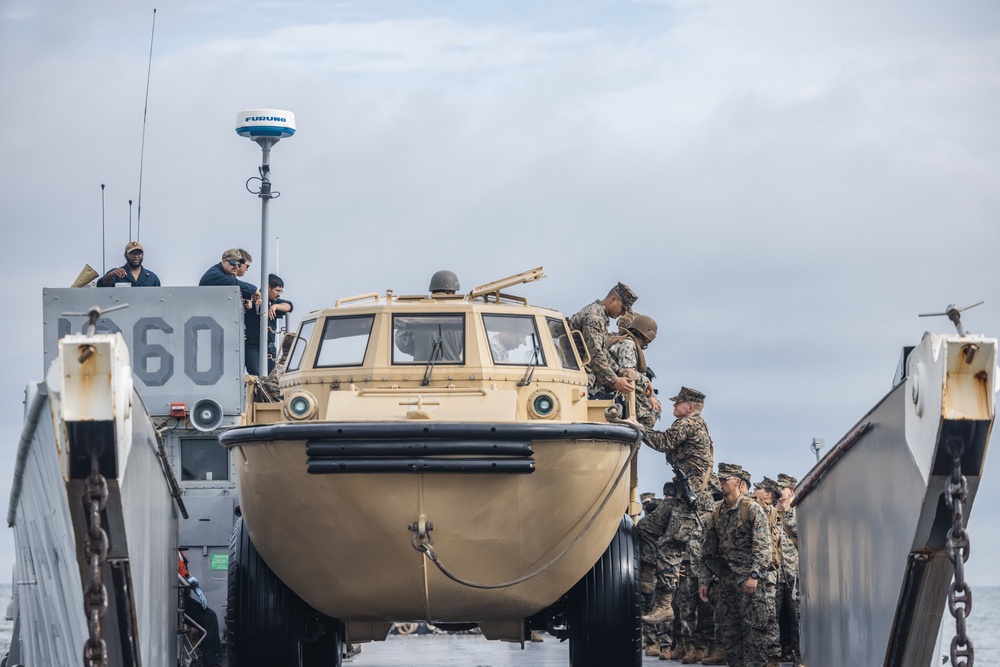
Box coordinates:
[713,495,782,572]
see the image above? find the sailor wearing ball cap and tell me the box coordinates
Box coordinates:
[98,241,161,287]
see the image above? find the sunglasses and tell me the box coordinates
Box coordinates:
[227,259,245,267]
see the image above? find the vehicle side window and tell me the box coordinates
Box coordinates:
[483,314,545,366]
[546,317,580,370]
[392,314,465,364]
[287,320,316,371]
[315,315,375,367]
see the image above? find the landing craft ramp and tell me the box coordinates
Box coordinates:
[39,287,246,613]
[6,287,246,664]
[796,332,994,667]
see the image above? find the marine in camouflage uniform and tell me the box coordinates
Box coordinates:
[670,534,715,662]
[639,492,671,657]
[568,282,637,397]
[776,473,800,663]
[698,463,775,667]
[752,477,785,664]
[606,313,661,428]
[638,387,715,627]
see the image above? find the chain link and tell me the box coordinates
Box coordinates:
[83,452,110,667]
[944,436,974,667]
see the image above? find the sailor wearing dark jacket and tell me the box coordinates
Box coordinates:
[98,241,161,287]
[198,248,259,304]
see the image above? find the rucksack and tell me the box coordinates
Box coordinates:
[712,495,782,572]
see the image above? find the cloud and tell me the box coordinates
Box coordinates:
[2,0,1000,588]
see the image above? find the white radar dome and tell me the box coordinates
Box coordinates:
[236,109,296,139]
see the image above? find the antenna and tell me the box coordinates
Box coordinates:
[236,109,296,376]
[101,184,106,274]
[129,199,133,241]
[136,8,157,242]
[918,301,984,337]
[811,437,824,463]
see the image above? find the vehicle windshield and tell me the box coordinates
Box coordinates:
[392,314,465,364]
[286,319,316,371]
[483,314,545,366]
[315,315,375,367]
[546,317,580,370]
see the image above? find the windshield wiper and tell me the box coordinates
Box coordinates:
[517,334,541,387]
[421,325,444,386]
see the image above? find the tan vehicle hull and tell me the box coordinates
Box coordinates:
[224,421,639,630]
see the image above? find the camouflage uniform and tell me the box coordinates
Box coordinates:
[701,464,774,667]
[639,387,714,630]
[776,472,800,662]
[641,414,714,592]
[607,334,661,427]
[639,493,664,654]
[776,508,799,662]
[569,300,616,395]
[750,491,782,663]
[638,493,673,656]
[568,283,636,396]
[637,484,671,591]
[674,534,715,659]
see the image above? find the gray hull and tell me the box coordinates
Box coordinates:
[6,287,246,666]
[796,332,994,667]
[7,338,178,666]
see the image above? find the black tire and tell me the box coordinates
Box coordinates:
[227,516,343,667]
[567,515,641,667]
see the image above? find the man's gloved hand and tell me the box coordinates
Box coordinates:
[188,576,208,608]
[193,585,208,609]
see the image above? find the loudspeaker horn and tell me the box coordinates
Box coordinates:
[71,264,100,288]
[190,398,224,432]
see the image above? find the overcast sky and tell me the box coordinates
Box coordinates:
[2,0,999,595]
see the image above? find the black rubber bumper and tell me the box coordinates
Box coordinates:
[219,422,639,475]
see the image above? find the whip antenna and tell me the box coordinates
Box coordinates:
[101,184,106,273]
[136,8,157,241]
[129,199,133,240]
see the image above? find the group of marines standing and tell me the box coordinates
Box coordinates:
[570,283,802,667]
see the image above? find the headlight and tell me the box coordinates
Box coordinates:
[285,391,318,420]
[528,390,559,419]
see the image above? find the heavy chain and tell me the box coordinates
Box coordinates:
[82,452,110,667]
[944,436,974,667]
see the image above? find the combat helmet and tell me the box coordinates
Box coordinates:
[627,314,657,344]
[429,270,461,293]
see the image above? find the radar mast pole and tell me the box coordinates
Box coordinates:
[256,136,276,377]
[236,109,296,377]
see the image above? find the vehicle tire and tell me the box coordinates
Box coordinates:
[302,626,343,667]
[227,516,343,667]
[567,515,641,667]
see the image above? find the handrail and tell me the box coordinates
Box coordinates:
[357,387,488,397]
[8,382,50,527]
[334,292,381,308]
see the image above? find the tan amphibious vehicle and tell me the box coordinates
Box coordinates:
[220,269,644,667]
